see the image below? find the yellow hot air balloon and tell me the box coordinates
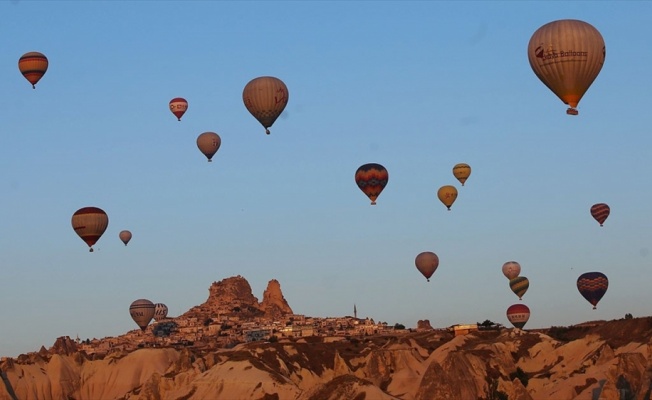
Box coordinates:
[453,163,471,186]
[19,52,48,89]
[71,207,109,252]
[437,185,458,210]
[196,132,221,162]
[243,76,288,135]
[528,19,605,115]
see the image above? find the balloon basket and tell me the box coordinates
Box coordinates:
[566,108,578,116]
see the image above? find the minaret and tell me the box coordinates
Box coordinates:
[354,304,357,319]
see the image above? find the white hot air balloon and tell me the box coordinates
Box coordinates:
[153,303,169,321]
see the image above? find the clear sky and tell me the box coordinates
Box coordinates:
[1,1,651,357]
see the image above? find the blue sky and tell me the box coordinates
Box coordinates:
[1,1,651,357]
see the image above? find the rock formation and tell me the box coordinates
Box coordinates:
[183,276,293,321]
[416,319,433,331]
[261,279,293,318]
[205,275,261,313]
[48,336,78,356]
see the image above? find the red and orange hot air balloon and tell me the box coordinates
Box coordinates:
[355,163,388,205]
[169,98,188,121]
[506,304,530,329]
[528,19,605,115]
[19,52,48,89]
[243,76,288,135]
[590,203,610,227]
[71,207,109,252]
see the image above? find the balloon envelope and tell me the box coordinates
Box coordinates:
[196,132,221,162]
[509,276,529,300]
[577,272,608,309]
[590,203,610,227]
[453,163,471,186]
[355,163,388,205]
[506,304,530,329]
[502,261,521,280]
[130,299,155,331]
[19,51,48,89]
[71,207,109,252]
[169,97,188,121]
[119,230,132,246]
[528,19,605,115]
[242,76,288,134]
[153,303,169,321]
[415,251,439,282]
[437,185,458,210]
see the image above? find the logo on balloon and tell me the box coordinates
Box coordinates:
[534,43,589,65]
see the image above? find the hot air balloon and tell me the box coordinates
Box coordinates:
[169,98,188,121]
[243,76,288,135]
[19,52,48,89]
[453,163,471,186]
[590,203,610,227]
[415,251,439,282]
[196,132,221,162]
[528,19,605,115]
[355,163,388,205]
[437,185,458,210]
[153,303,168,321]
[71,207,108,252]
[577,272,608,309]
[506,304,530,329]
[502,261,521,280]
[119,230,132,246]
[129,299,155,331]
[509,276,529,300]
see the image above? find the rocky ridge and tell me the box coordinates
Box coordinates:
[2,317,652,399]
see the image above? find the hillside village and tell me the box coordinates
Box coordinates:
[37,276,411,359]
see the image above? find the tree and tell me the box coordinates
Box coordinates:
[625,313,633,319]
[394,323,405,330]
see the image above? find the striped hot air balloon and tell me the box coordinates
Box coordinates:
[453,163,471,186]
[590,203,610,227]
[71,207,108,252]
[506,304,530,329]
[355,163,388,205]
[243,76,288,135]
[528,19,605,115]
[169,97,188,121]
[577,272,608,309]
[129,299,155,331]
[19,52,49,89]
[509,276,530,300]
